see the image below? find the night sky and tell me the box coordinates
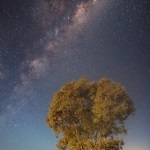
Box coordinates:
[0,0,150,150]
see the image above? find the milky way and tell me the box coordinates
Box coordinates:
[0,0,150,150]
[14,0,105,99]
[0,0,107,134]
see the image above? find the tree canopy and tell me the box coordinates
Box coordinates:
[46,77,135,150]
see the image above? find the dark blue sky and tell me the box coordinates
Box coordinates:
[0,0,150,150]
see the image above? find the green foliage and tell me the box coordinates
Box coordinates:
[46,77,135,150]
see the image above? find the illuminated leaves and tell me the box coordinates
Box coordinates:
[46,77,135,150]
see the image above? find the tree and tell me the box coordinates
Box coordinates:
[46,77,135,150]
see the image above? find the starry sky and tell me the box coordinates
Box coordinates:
[0,0,150,150]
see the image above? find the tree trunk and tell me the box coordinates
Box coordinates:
[74,123,84,150]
